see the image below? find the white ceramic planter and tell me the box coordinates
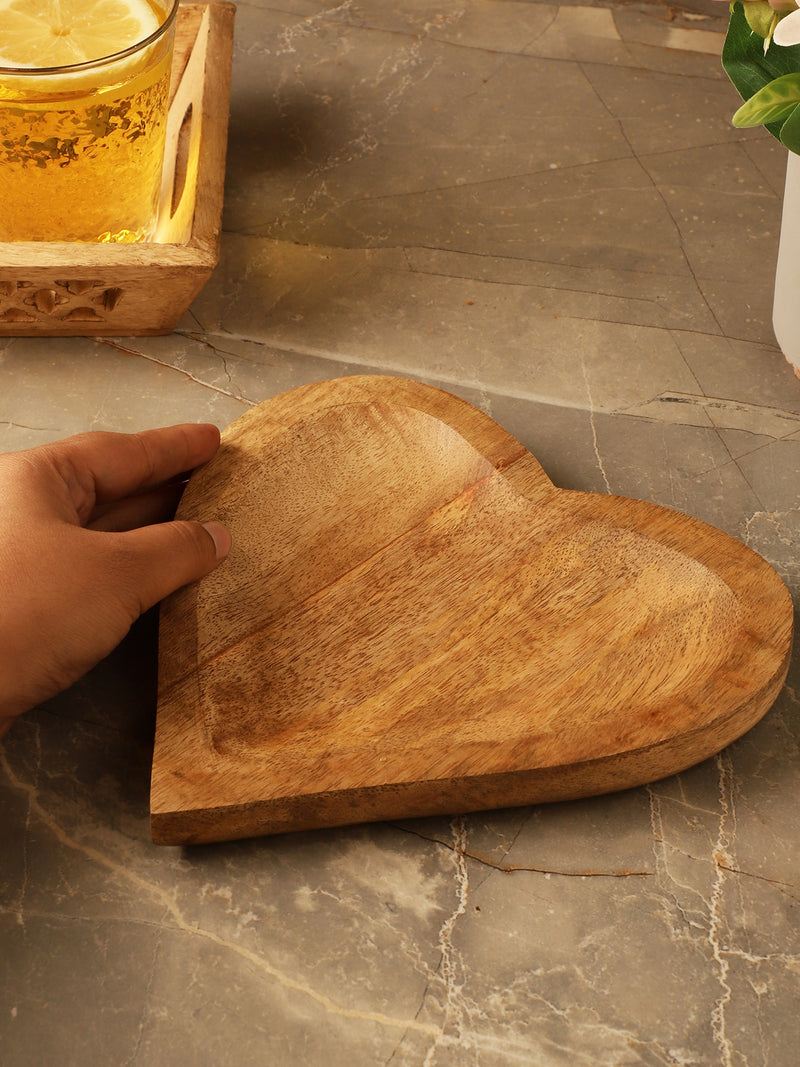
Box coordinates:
[773,149,800,375]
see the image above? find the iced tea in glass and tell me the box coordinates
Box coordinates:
[0,0,178,242]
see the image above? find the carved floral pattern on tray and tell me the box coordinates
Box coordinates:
[0,278,124,324]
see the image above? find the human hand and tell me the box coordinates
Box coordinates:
[0,424,230,738]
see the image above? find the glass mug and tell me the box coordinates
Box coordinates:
[0,0,178,243]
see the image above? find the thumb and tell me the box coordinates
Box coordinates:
[113,519,231,614]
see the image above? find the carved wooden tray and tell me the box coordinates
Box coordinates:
[0,1,235,336]
[151,376,794,845]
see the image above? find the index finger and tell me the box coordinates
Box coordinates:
[54,423,222,519]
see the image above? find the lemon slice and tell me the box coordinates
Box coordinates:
[0,0,161,68]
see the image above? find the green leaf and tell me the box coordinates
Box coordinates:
[723,2,800,100]
[779,101,800,152]
[743,0,778,40]
[732,71,800,126]
[722,2,800,141]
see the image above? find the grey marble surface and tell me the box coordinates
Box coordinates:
[2,1,800,1063]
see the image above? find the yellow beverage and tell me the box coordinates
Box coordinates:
[0,0,178,242]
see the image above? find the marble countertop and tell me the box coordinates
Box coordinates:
[2,1,799,1063]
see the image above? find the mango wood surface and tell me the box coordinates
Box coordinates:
[151,376,794,845]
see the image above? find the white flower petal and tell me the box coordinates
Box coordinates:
[772,8,800,45]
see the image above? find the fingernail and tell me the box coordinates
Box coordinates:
[202,520,231,561]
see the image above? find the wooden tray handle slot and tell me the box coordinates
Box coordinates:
[157,4,212,244]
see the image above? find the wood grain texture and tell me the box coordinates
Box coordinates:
[151,376,794,845]
[0,1,235,337]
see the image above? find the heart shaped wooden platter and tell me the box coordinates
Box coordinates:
[151,376,794,845]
